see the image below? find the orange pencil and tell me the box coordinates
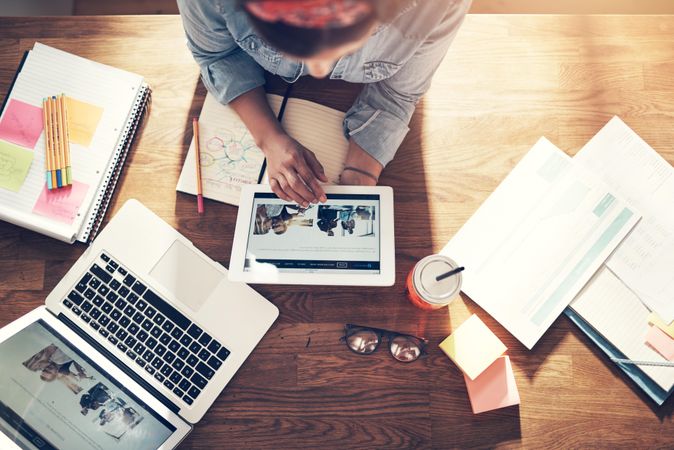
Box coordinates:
[46,98,58,188]
[49,97,63,187]
[58,95,71,185]
[193,118,204,214]
[53,95,67,187]
[42,98,53,189]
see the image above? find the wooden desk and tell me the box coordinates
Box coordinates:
[1,14,673,449]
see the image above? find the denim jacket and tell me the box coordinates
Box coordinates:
[177,0,471,167]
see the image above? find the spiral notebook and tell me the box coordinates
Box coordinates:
[0,42,150,243]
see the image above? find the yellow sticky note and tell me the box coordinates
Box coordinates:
[0,140,34,192]
[66,96,103,147]
[648,313,674,340]
[439,314,507,380]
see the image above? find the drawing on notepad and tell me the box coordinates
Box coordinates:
[200,124,265,187]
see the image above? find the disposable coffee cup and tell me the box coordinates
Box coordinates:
[406,254,462,310]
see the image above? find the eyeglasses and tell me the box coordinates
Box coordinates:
[340,324,428,363]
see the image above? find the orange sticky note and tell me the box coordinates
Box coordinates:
[439,314,507,380]
[464,355,520,414]
[65,96,103,147]
[645,325,674,361]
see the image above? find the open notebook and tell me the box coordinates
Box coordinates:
[0,43,150,243]
[176,92,349,206]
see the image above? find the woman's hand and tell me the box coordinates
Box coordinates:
[263,133,328,206]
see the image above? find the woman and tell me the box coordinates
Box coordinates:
[178,0,471,207]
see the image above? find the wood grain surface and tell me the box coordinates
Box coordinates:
[1,15,673,449]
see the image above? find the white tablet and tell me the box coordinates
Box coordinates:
[229,185,395,286]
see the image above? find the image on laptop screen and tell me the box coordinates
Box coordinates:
[245,193,381,274]
[0,320,176,450]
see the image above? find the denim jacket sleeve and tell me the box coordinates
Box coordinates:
[343,1,470,167]
[177,0,265,104]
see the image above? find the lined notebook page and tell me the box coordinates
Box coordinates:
[267,95,349,184]
[570,265,674,391]
[0,43,143,242]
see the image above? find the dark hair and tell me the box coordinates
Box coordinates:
[241,0,407,58]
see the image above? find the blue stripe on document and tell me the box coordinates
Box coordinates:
[531,207,634,326]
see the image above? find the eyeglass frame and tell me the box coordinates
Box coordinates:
[339,323,429,362]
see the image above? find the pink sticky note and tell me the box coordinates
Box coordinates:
[464,355,520,414]
[645,325,674,361]
[32,180,89,225]
[0,99,44,149]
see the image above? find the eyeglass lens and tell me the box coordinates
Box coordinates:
[389,335,422,362]
[346,329,380,354]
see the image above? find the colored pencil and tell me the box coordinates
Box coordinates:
[57,94,71,185]
[193,118,204,214]
[42,98,53,189]
[54,95,68,187]
[50,97,62,188]
[46,98,58,188]
[61,94,72,185]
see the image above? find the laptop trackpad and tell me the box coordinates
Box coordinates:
[149,240,222,312]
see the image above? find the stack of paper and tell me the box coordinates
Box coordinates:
[442,138,640,349]
[439,315,520,414]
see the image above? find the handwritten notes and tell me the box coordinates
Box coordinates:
[0,140,34,192]
[32,180,89,224]
[645,325,674,361]
[439,314,507,380]
[464,356,520,414]
[66,96,103,147]
[0,99,43,149]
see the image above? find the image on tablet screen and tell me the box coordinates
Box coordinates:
[245,193,381,274]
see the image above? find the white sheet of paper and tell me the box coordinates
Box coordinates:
[570,266,674,391]
[442,137,640,349]
[574,117,674,322]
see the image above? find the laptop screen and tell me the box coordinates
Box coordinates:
[245,193,381,274]
[0,320,176,450]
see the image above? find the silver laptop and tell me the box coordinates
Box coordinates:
[0,199,279,449]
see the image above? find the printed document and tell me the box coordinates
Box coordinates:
[574,117,674,322]
[442,138,640,349]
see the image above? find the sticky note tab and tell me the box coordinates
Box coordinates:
[439,314,507,380]
[648,313,674,340]
[0,140,34,192]
[0,99,44,149]
[464,355,520,414]
[66,96,103,147]
[645,325,674,361]
[32,180,89,225]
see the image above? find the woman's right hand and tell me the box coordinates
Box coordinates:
[262,132,328,206]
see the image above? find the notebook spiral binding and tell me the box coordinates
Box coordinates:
[79,84,152,244]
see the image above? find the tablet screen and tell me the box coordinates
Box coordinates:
[245,193,380,274]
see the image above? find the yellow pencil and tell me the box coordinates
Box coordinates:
[46,98,58,188]
[42,98,53,189]
[54,95,67,187]
[60,94,72,185]
[49,96,63,188]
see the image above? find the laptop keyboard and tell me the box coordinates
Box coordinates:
[61,252,230,407]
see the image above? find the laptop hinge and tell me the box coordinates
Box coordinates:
[57,312,180,414]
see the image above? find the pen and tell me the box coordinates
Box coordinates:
[59,94,72,185]
[611,357,674,367]
[193,118,204,214]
